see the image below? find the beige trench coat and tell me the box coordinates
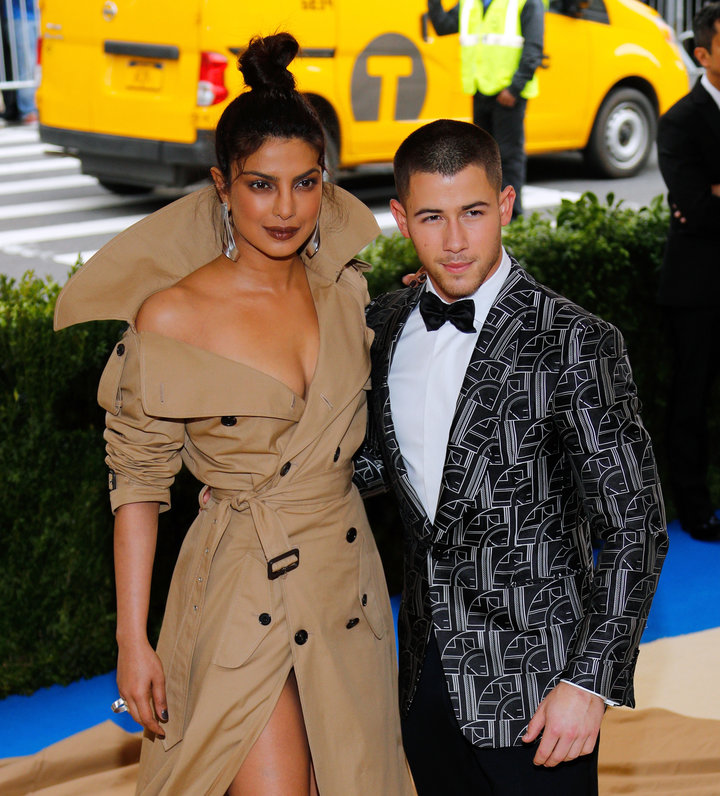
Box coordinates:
[53,186,415,796]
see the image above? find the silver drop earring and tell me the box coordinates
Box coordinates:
[222,202,239,261]
[305,219,321,259]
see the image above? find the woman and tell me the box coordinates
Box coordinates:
[54,33,414,796]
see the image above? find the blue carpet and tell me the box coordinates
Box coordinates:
[1,518,718,758]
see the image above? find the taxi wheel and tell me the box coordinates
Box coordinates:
[584,88,656,178]
[98,179,153,195]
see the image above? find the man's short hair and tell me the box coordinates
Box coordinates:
[694,2,720,52]
[393,120,502,203]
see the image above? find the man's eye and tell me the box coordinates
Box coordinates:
[466,209,484,217]
[421,214,442,223]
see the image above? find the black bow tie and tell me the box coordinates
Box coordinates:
[418,291,476,333]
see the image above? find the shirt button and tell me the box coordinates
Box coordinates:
[361,594,368,606]
[280,462,291,477]
[259,613,272,626]
[294,629,308,645]
[346,618,360,629]
[220,416,237,426]
[116,343,125,356]
[333,447,341,462]
[346,527,357,543]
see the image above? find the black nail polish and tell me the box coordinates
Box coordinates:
[161,709,169,721]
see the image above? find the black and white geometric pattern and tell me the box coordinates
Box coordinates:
[355,261,668,748]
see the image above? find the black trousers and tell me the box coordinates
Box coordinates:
[473,92,528,218]
[664,305,720,527]
[402,636,599,796]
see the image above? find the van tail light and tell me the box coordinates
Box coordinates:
[197,51,228,106]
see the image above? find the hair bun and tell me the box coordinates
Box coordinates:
[238,33,299,95]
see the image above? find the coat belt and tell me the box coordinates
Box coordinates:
[209,465,353,579]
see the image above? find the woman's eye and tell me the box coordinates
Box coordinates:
[296,178,319,189]
[249,180,271,190]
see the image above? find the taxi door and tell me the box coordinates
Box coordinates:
[525,0,594,152]
[335,0,470,165]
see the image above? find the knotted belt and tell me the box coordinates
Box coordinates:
[209,465,353,579]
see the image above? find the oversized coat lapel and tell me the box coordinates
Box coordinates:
[282,266,372,464]
[432,264,536,543]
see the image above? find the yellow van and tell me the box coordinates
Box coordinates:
[36,0,688,192]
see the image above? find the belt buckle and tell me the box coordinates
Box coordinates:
[267,548,300,580]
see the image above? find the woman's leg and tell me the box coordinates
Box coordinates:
[227,670,316,796]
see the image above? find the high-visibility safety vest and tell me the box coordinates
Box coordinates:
[459,0,539,99]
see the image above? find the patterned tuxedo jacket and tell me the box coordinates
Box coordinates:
[355,260,668,748]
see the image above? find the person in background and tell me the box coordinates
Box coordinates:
[0,0,38,123]
[354,119,667,795]
[656,1,720,542]
[427,0,545,218]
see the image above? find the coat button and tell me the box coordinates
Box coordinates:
[294,629,308,645]
[221,416,237,426]
[361,594,367,606]
[258,613,272,626]
[346,618,360,629]
[280,462,291,477]
[346,527,357,543]
[333,446,341,462]
[116,343,125,356]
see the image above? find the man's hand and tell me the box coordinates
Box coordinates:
[497,89,517,108]
[712,183,720,197]
[522,681,605,767]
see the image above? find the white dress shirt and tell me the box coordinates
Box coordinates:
[387,248,615,706]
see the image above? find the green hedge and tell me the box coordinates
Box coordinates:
[0,193,704,696]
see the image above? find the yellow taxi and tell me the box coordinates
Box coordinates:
[36,0,689,192]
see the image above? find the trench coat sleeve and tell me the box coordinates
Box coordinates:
[99,330,185,514]
[551,320,668,706]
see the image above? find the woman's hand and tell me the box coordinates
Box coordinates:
[117,636,168,737]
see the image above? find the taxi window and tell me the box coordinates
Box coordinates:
[549,0,610,24]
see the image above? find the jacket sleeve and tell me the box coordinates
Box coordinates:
[509,0,545,98]
[657,102,720,237]
[551,321,668,706]
[99,330,185,514]
[428,0,460,35]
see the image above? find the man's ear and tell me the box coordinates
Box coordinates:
[499,185,516,227]
[694,45,711,69]
[390,198,411,239]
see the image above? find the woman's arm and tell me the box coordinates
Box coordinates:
[114,501,168,737]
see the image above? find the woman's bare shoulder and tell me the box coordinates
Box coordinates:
[135,284,193,337]
[135,261,219,337]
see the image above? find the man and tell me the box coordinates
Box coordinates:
[427,0,545,218]
[354,120,667,795]
[656,2,720,542]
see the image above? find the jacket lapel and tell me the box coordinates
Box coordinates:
[372,284,430,528]
[692,78,720,153]
[432,264,537,542]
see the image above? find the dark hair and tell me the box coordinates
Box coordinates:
[694,2,720,52]
[214,33,325,184]
[393,120,502,203]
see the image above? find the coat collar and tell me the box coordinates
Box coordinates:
[692,76,720,145]
[54,183,379,330]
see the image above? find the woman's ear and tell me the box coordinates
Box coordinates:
[210,167,229,204]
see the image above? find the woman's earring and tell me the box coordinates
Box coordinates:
[222,202,239,261]
[305,220,321,259]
